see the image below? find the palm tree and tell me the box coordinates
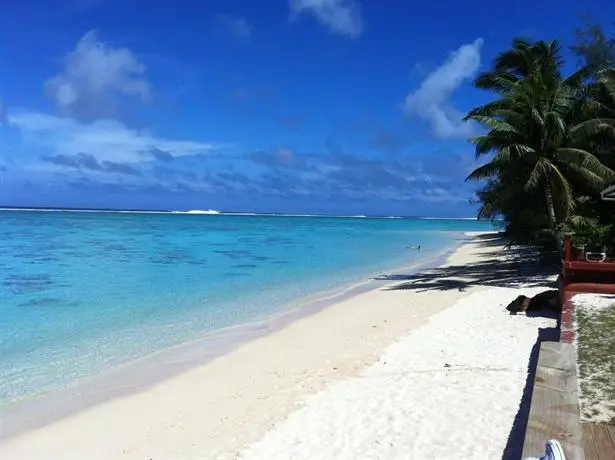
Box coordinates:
[465,39,615,231]
[590,68,615,167]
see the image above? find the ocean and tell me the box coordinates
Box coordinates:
[0,210,494,407]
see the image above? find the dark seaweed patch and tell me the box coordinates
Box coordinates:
[12,252,61,264]
[186,260,207,266]
[19,297,74,307]
[13,253,39,259]
[150,249,205,266]
[263,236,297,244]
[213,249,252,259]
[3,274,54,294]
[103,244,128,252]
[232,264,257,269]
[64,251,90,258]
[223,272,250,278]
[38,256,59,262]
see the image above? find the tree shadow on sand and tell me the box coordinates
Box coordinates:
[378,233,564,459]
[501,309,561,460]
[376,234,559,292]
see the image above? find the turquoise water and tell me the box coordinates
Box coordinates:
[0,211,494,405]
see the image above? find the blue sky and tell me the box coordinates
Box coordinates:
[0,0,611,216]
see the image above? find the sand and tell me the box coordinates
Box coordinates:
[0,233,556,459]
[573,294,615,423]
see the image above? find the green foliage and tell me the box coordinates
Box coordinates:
[571,19,615,68]
[467,38,615,250]
[563,222,615,253]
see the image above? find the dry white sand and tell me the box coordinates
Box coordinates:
[0,233,556,460]
[239,285,556,460]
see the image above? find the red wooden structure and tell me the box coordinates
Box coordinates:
[558,233,615,343]
[559,233,615,305]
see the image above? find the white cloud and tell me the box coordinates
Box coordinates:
[44,30,151,120]
[403,39,483,138]
[10,110,220,164]
[217,15,252,41]
[289,0,363,38]
[419,187,468,203]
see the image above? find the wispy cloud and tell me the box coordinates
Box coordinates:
[0,99,7,125]
[216,15,252,42]
[10,110,220,164]
[289,0,363,38]
[149,148,175,162]
[42,152,101,170]
[44,30,151,121]
[243,147,469,203]
[250,148,311,170]
[403,38,483,139]
[9,138,472,206]
[42,152,141,176]
[101,160,141,176]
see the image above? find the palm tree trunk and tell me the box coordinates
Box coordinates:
[545,182,564,253]
[545,183,557,228]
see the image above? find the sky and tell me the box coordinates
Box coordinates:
[0,0,612,216]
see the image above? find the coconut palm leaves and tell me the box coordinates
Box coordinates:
[466,39,615,233]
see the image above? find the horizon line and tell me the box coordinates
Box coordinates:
[0,205,485,220]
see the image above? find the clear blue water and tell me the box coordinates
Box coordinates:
[0,211,494,406]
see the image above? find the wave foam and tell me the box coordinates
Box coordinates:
[174,209,221,215]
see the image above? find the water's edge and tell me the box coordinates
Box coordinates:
[0,233,473,440]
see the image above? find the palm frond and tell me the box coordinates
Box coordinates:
[556,148,615,181]
[570,118,615,139]
[464,100,507,120]
[598,69,615,96]
[564,62,604,87]
[474,72,520,94]
[525,158,550,190]
[470,116,520,133]
[547,161,575,216]
[567,214,599,229]
[466,161,503,181]
[469,133,526,158]
[565,163,608,190]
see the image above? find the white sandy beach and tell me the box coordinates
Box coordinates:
[0,233,558,459]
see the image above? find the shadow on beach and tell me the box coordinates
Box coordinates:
[381,233,564,459]
[377,234,559,292]
[501,309,561,460]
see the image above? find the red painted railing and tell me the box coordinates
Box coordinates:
[559,233,615,342]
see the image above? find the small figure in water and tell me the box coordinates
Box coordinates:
[407,244,421,250]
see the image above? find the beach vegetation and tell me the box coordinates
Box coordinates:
[571,19,615,68]
[466,35,615,250]
[577,301,615,423]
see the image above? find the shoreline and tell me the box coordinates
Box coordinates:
[0,230,539,460]
[0,233,471,438]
